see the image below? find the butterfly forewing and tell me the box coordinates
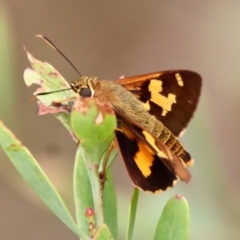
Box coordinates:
[116,70,202,136]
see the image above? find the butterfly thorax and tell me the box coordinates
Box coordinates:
[72,77,160,134]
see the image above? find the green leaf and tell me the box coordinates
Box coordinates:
[126,188,139,240]
[154,195,190,240]
[0,118,81,237]
[93,224,114,240]
[74,146,94,238]
[23,49,74,135]
[74,136,117,240]
[103,159,118,240]
[71,98,116,164]
[0,6,16,126]
[71,98,117,231]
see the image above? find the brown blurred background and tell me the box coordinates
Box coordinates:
[0,1,240,239]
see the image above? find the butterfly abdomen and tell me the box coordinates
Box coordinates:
[150,118,192,165]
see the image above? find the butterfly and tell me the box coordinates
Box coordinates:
[69,70,201,192]
[35,35,202,193]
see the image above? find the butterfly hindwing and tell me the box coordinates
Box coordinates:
[116,70,202,136]
[114,111,191,192]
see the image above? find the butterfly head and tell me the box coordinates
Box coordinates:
[71,76,98,98]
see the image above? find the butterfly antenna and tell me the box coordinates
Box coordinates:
[36,88,72,96]
[36,34,82,77]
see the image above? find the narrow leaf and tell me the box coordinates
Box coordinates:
[0,119,80,236]
[74,146,94,237]
[126,188,139,240]
[154,195,190,240]
[93,224,114,240]
[103,156,118,239]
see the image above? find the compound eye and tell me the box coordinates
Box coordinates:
[79,87,92,97]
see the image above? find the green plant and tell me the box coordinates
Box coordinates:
[0,50,190,240]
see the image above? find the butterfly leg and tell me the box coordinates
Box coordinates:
[99,141,117,190]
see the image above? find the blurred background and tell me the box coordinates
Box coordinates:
[0,1,240,239]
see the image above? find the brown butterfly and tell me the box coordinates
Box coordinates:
[69,70,201,192]
[37,35,202,193]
